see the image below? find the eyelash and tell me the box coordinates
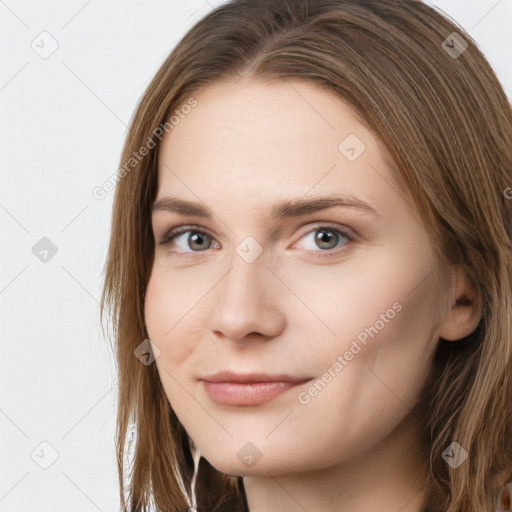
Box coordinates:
[158,223,355,259]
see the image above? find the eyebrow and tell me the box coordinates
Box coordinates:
[152,194,382,220]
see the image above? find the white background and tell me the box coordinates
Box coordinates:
[1,0,511,510]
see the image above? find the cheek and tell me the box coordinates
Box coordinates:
[144,268,207,365]
[144,271,207,422]
[275,280,440,469]
[286,238,440,408]
[277,239,438,351]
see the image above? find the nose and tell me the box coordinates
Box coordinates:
[207,251,286,344]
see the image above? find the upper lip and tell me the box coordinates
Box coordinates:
[200,371,312,384]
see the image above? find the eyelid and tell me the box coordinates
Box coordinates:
[291,221,357,245]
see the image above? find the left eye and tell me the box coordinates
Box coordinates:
[159,225,352,254]
[294,227,351,252]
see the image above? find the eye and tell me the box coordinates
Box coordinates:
[158,224,354,257]
[294,225,353,256]
[159,226,220,253]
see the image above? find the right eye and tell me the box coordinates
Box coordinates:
[159,226,221,254]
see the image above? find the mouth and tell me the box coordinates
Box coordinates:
[199,371,313,406]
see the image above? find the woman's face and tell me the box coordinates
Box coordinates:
[145,79,446,476]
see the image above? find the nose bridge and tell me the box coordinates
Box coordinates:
[220,249,269,313]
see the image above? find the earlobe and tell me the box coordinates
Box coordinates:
[438,266,482,342]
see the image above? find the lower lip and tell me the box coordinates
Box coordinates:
[202,380,309,406]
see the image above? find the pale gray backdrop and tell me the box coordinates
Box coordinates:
[1,0,511,510]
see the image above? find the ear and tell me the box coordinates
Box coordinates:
[438,266,482,341]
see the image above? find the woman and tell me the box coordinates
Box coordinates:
[100,1,512,510]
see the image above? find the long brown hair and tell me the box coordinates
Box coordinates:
[100,1,512,510]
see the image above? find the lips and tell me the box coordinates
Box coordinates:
[201,371,311,384]
[199,371,313,406]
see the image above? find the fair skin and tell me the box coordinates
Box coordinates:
[144,79,481,512]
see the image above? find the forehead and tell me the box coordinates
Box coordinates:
[155,79,411,219]
[161,79,376,160]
